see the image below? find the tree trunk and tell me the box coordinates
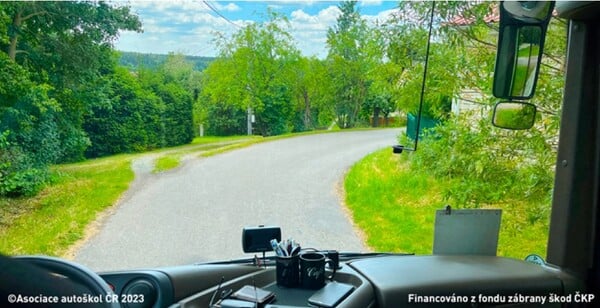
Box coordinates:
[372,107,380,128]
[8,11,22,61]
[303,90,311,130]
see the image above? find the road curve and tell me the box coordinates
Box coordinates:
[75,129,400,271]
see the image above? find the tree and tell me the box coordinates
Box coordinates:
[201,12,301,136]
[0,53,61,195]
[84,67,161,157]
[326,1,381,128]
[0,1,141,195]
[141,54,196,145]
[84,55,196,158]
[383,3,460,121]
[199,58,247,135]
[390,1,567,209]
[0,1,141,162]
[288,57,335,131]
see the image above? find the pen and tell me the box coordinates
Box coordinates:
[270,239,283,256]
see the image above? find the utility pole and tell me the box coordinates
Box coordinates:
[247,106,253,135]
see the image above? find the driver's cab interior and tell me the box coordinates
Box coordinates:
[1,1,600,307]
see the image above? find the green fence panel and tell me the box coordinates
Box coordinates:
[406,113,441,140]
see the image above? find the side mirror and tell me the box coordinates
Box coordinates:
[492,101,537,130]
[493,1,554,100]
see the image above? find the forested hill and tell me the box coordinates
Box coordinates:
[119,51,215,71]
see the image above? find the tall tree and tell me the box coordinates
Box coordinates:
[289,57,334,131]
[326,1,380,128]
[202,12,301,136]
[0,1,141,195]
[1,1,141,162]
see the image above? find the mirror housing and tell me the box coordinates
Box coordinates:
[492,101,537,130]
[493,1,554,100]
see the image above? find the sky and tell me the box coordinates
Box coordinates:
[114,1,401,58]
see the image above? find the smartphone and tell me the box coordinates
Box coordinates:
[307,282,354,308]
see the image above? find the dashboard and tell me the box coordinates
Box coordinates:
[94,255,585,308]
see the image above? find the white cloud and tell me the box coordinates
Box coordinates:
[286,6,341,58]
[317,5,343,22]
[129,1,203,13]
[359,0,383,7]
[218,3,241,12]
[363,8,400,24]
[116,1,396,58]
[116,1,234,56]
[290,9,312,22]
[271,0,318,6]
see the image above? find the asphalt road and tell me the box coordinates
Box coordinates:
[74,129,400,271]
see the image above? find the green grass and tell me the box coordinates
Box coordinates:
[191,135,257,145]
[0,155,134,256]
[149,136,262,172]
[199,128,384,157]
[153,155,181,173]
[201,138,267,157]
[344,149,549,259]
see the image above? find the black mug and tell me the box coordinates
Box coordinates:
[276,255,299,287]
[299,252,336,289]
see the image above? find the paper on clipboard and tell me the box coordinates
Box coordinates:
[433,208,502,256]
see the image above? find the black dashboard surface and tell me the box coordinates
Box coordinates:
[349,255,567,307]
[96,255,584,308]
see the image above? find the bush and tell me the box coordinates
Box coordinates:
[0,59,62,196]
[0,131,48,196]
[406,113,554,209]
[205,102,247,136]
[84,67,195,157]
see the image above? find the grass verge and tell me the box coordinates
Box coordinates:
[153,156,181,173]
[0,155,134,256]
[344,148,549,259]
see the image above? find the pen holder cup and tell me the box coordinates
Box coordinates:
[276,255,300,287]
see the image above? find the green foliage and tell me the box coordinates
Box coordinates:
[84,61,195,157]
[407,114,554,211]
[393,38,461,118]
[201,12,302,136]
[390,1,564,219]
[0,1,142,196]
[84,67,161,157]
[0,131,48,196]
[326,1,381,128]
[155,82,195,146]
[289,57,335,131]
[0,56,63,196]
[204,101,247,136]
[199,4,396,135]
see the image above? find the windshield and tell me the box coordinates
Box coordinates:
[0,1,565,272]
